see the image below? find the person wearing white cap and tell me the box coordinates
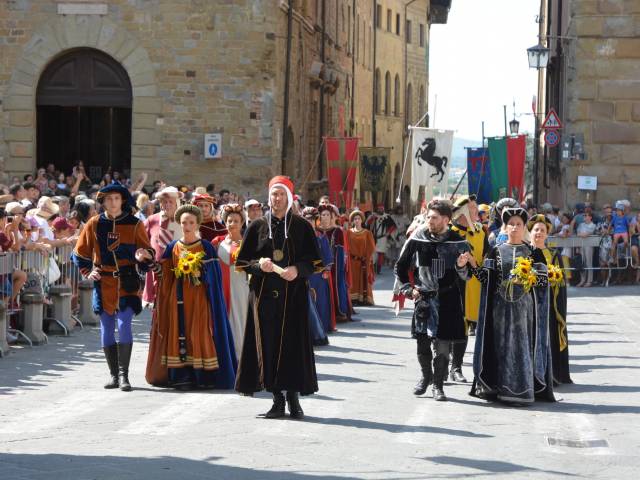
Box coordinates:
[26,196,69,247]
[244,199,263,226]
[142,186,183,307]
[235,176,323,419]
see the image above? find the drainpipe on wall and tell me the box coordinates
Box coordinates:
[281,0,294,174]
[351,0,356,136]
[372,0,377,146]
[319,0,326,178]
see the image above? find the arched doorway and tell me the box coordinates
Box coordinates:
[36,48,132,180]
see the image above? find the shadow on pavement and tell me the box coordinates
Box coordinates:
[0,318,151,397]
[451,396,640,415]
[317,373,373,383]
[555,383,640,394]
[0,453,363,480]
[420,456,580,477]
[315,354,403,368]
[321,344,395,356]
[303,416,492,438]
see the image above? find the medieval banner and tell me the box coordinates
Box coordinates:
[410,128,454,201]
[326,137,359,208]
[359,147,391,195]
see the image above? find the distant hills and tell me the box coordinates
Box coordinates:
[451,137,483,169]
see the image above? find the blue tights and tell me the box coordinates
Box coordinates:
[100,308,134,347]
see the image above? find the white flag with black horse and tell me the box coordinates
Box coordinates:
[410,128,454,202]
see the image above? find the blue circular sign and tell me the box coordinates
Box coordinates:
[544,130,560,147]
[208,143,218,156]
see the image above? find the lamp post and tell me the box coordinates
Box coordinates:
[527,42,549,207]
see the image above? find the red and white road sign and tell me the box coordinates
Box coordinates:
[541,108,563,130]
[544,129,560,147]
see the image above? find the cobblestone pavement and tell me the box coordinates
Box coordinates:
[1,272,639,479]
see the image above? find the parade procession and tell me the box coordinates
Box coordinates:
[0,1,639,479]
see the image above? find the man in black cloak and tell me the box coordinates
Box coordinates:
[395,199,469,401]
[235,175,323,419]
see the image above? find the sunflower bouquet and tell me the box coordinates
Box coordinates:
[547,263,564,287]
[173,250,205,286]
[231,242,241,265]
[508,256,538,293]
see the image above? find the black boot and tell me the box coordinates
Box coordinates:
[265,392,286,419]
[103,344,119,389]
[449,339,468,383]
[433,351,449,401]
[286,391,304,419]
[432,382,447,401]
[413,353,433,395]
[117,342,133,392]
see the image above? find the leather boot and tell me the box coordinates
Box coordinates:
[449,339,468,383]
[432,382,447,401]
[413,353,433,395]
[433,352,449,401]
[117,342,133,392]
[286,391,304,419]
[265,392,286,419]
[103,344,119,389]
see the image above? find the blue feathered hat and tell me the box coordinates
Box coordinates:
[96,183,135,210]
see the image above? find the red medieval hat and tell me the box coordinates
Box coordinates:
[192,193,217,206]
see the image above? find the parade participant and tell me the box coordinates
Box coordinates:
[72,184,156,391]
[347,209,376,306]
[395,199,469,401]
[194,193,227,241]
[389,206,411,265]
[318,204,350,322]
[449,195,489,379]
[142,186,183,307]
[477,204,491,229]
[212,203,249,362]
[235,176,322,419]
[244,199,263,226]
[489,197,518,246]
[366,204,397,273]
[528,214,572,384]
[459,207,555,405]
[303,206,334,340]
[146,205,237,389]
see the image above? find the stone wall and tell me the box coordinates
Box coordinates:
[562,0,640,206]
[0,0,279,197]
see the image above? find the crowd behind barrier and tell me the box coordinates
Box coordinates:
[0,246,83,357]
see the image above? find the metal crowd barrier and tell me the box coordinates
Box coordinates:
[547,234,634,271]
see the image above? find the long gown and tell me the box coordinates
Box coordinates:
[214,235,249,363]
[145,239,237,389]
[541,247,572,384]
[467,243,555,403]
[347,228,376,305]
[318,226,350,322]
[308,232,335,335]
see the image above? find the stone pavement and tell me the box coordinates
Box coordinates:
[0,272,639,479]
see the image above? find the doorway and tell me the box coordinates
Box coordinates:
[36,48,132,181]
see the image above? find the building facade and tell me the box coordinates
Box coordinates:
[0,0,447,203]
[540,0,640,207]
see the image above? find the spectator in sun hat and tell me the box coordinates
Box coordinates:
[244,199,264,226]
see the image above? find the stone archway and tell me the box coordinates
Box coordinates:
[3,15,161,178]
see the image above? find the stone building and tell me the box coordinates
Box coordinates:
[0,0,447,203]
[540,0,640,207]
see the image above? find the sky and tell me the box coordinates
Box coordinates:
[428,0,541,141]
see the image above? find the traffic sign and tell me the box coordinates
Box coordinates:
[541,108,563,129]
[204,133,222,159]
[544,129,560,147]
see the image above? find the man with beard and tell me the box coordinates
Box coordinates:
[366,204,397,274]
[394,199,469,401]
[235,176,322,419]
[193,193,227,241]
[142,186,183,307]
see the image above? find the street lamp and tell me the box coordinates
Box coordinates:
[527,43,550,69]
[509,117,520,135]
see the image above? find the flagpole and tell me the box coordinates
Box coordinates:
[475,120,487,196]
[397,110,429,204]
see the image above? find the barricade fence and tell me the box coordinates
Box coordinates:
[547,234,636,271]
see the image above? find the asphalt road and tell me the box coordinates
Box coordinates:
[1,271,639,479]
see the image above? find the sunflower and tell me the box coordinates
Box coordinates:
[180,261,193,274]
[184,252,197,263]
[548,264,564,286]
